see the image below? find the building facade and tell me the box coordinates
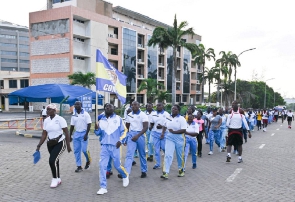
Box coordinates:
[0,20,30,111]
[29,0,203,106]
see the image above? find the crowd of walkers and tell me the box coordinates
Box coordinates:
[35,101,294,195]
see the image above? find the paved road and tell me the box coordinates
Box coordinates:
[0,121,295,202]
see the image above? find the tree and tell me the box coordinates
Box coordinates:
[193,44,215,104]
[155,90,171,103]
[67,71,96,88]
[137,78,164,103]
[148,14,198,104]
[200,67,217,103]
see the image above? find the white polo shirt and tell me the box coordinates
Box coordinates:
[150,110,171,133]
[186,121,199,138]
[70,109,92,132]
[145,110,154,124]
[164,114,187,131]
[126,110,149,131]
[43,115,67,142]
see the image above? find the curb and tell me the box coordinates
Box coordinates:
[15,131,41,139]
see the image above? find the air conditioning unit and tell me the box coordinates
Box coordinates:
[109,34,114,38]
[196,91,201,94]
[196,80,200,84]
[138,44,143,48]
[159,63,163,66]
[138,59,142,62]
[177,52,180,57]
[138,75,143,78]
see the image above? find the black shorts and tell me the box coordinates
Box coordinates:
[287,117,292,122]
[227,128,243,146]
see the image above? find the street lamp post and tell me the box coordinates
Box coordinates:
[234,48,256,100]
[264,78,275,108]
[274,88,280,107]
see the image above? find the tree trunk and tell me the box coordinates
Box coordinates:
[234,68,237,101]
[201,62,205,104]
[171,47,177,105]
[209,83,211,104]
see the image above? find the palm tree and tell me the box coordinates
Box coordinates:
[155,90,171,103]
[193,44,215,104]
[137,78,164,103]
[201,67,217,103]
[212,62,229,103]
[148,14,198,104]
[68,71,96,88]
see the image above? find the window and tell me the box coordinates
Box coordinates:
[176,94,180,102]
[0,34,16,39]
[20,52,29,57]
[0,80,4,89]
[19,36,29,41]
[53,0,71,3]
[0,43,17,47]
[1,58,17,63]
[1,67,16,71]
[20,79,29,88]
[196,95,200,102]
[9,80,17,88]
[182,95,187,102]
[73,19,84,24]
[1,51,17,56]
[73,37,84,42]
[73,56,84,60]
[20,60,30,64]
[19,44,29,49]
[114,28,118,35]
[20,68,30,72]
[137,94,144,104]
[110,48,118,55]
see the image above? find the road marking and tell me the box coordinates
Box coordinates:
[271,133,275,136]
[276,128,280,130]
[226,168,243,182]
[280,125,282,127]
[259,144,265,149]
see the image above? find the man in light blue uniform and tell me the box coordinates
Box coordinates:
[219,108,227,152]
[94,103,129,195]
[149,102,170,169]
[161,105,187,179]
[184,115,199,170]
[123,101,149,178]
[70,101,92,172]
[145,103,154,162]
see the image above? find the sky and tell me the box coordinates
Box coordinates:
[1,0,294,99]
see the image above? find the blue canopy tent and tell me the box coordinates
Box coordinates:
[8,84,103,130]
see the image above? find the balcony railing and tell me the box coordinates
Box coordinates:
[138,44,144,48]
[197,69,203,73]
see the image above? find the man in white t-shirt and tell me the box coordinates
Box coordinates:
[41,106,47,121]
[70,101,92,172]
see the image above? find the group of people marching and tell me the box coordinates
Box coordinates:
[35,100,294,195]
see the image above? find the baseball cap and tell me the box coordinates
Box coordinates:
[47,103,57,110]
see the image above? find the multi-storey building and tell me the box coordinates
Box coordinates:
[29,0,203,107]
[0,20,30,111]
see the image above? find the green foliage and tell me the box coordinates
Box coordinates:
[68,71,96,88]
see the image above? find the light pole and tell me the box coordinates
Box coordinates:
[234,48,256,100]
[264,78,275,108]
[273,88,280,107]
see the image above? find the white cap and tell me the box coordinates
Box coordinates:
[47,103,57,110]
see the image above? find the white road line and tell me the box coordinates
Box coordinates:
[271,133,275,136]
[226,168,243,182]
[276,128,280,130]
[259,144,265,149]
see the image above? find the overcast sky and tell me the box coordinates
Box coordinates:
[1,0,294,99]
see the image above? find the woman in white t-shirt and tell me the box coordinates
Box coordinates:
[36,104,72,188]
[287,110,294,129]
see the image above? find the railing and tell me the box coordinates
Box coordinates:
[0,117,43,130]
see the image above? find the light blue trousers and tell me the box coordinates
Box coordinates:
[208,130,221,152]
[219,128,227,149]
[152,131,166,167]
[99,144,127,188]
[205,126,210,143]
[146,129,154,156]
[73,131,91,166]
[184,136,197,169]
[124,131,147,174]
[163,132,185,174]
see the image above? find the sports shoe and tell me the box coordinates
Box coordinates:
[123,175,129,187]
[226,155,231,162]
[208,151,213,155]
[160,172,168,179]
[134,152,138,158]
[221,148,226,152]
[153,165,161,169]
[117,174,123,179]
[50,178,59,188]
[178,168,185,177]
[57,178,61,185]
[75,166,83,173]
[192,164,197,169]
[140,172,147,178]
[238,158,243,163]
[147,155,153,162]
[97,188,108,195]
[84,161,91,170]
[132,161,136,166]
[245,139,247,143]
[106,171,113,179]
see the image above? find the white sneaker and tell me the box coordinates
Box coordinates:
[57,178,61,185]
[50,178,59,188]
[123,175,129,187]
[97,188,108,195]
[208,151,213,155]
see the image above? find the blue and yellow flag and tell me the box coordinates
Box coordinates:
[96,49,127,104]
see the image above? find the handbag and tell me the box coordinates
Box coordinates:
[47,135,62,147]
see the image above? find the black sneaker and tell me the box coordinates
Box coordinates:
[75,166,83,173]
[132,161,136,166]
[226,155,231,162]
[106,171,112,179]
[141,172,147,178]
[147,155,153,162]
[117,174,122,179]
[84,161,91,170]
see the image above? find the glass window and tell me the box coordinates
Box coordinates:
[9,80,17,88]
[20,79,29,88]
[20,60,30,64]
[137,94,144,104]
[1,67,16,71]
[183,48,191,93]
[0,34,16,39]
[0,80,4,89]
[176,94,180,102]
[182,95,187,102]
[19,44,29,49]
[20,68,30,72]
[0,43,17,47]
[1,51,17,56]
[19,36,29,41]
[1,58,17,63]
[20,52,29,57]
[147,35,157,79]
[196,95,200,102]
